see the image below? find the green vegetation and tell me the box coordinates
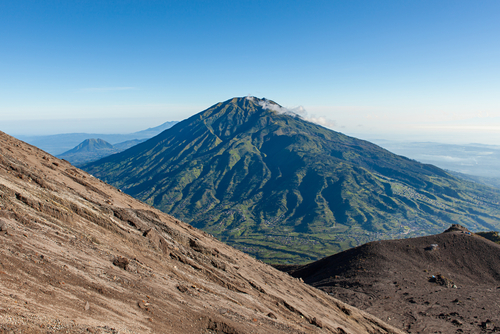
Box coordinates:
[477,231,500,244]
[83,97,500,264]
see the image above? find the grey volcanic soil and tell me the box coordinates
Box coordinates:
[279,225,500,333]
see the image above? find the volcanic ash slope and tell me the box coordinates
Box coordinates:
[281,224,500,333]
[0,131,402,333]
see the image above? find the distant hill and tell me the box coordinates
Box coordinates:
[17,121,178,155]
[278,225,500,333]
[65,138,115,152]
[446,169,500,190]
[57,138,138,166]
[82,97,500,263]
[57,138,148,166]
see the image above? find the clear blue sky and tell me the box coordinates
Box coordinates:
[1,1,499,144]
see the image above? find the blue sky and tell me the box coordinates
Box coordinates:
[1,1,499,144]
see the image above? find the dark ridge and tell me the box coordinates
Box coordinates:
[280,225,500,333]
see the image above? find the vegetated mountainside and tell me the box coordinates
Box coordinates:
[83,97,500,264]
[477,231,500,244]
[57,138,146,166]
[0,131,403,334]
[17,120,178,155]
[279,225,500,333]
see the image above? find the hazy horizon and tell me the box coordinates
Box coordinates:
[6,112,500,147]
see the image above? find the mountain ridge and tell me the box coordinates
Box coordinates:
[17,121,178,155]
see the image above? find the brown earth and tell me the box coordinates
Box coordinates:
[0,130,403,333]
[279,225,500,333]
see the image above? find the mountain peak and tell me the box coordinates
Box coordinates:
[70,138,114,153]
[58,138,120,166]
[83,97,500,263]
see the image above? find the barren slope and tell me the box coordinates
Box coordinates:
[281,225,500,333]
[0,131,402,333]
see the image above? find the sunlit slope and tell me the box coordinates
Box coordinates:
[83,97,500,263]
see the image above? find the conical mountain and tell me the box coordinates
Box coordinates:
[83,97,500,263]
[58,138,120,165]
[64,138,115,153]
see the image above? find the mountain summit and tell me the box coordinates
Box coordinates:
[83,97,500,263]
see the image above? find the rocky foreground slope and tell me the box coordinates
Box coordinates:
[0,131,402,333]
[279,225,500,333]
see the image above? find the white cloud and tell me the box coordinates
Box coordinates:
[307,116,336,128]
[258,99,336,129]
[258,99,290,114]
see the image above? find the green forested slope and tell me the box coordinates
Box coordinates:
[83,97,500,263]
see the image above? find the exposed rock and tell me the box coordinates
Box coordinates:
[481,320,495,330]
[176,284,188,293]
[429,274,455,288]
[311,317,323,328]
[267,312,277,319]
[112,256,129,270]
[0,219,7,234]
[444,224,471,234]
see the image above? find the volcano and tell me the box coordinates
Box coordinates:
[83,97,500,263]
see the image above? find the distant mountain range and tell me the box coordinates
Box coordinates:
[57,138,145,166]
[17,121,178,155]
[82,97,500,264]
